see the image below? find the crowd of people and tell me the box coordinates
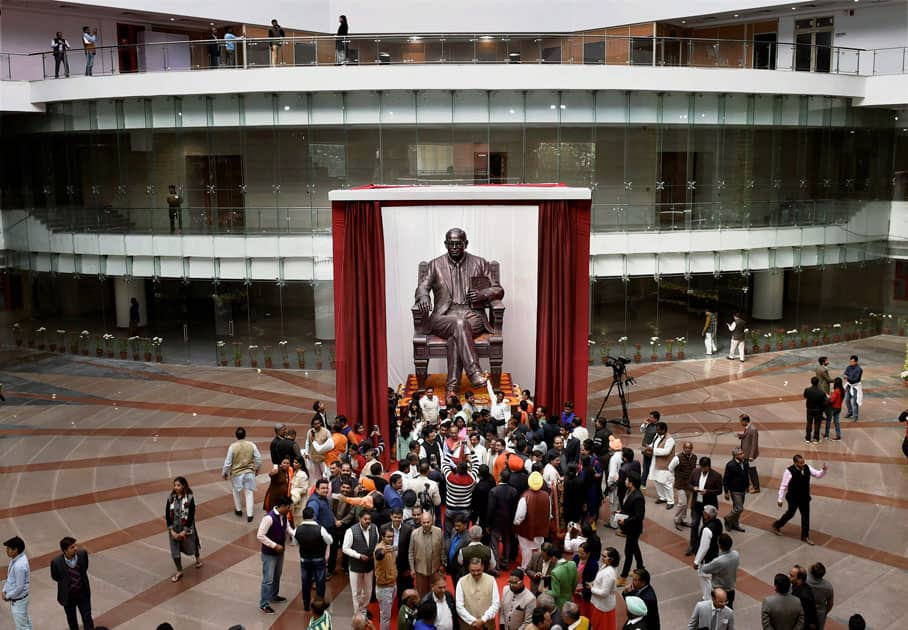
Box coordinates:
[3,349,883,630]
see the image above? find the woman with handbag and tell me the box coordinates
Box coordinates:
[166,476,202,582]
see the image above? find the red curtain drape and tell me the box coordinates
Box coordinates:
[535,199,592,419]
[332,201,389,442]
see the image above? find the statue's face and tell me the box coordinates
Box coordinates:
[444,232,468,262]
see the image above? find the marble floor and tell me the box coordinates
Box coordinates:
[0,336,906,629]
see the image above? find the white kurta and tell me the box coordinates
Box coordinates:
[648,434,676,486]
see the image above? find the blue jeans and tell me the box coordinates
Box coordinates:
[10,595,32,630]
[260,552,284,608]
[299,557,326,610]
[84,51,95,76]
[845,386,860,420]
[824,409,841,439]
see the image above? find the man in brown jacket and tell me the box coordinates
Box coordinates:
[514,472,551,570]
[409,511,444,596]
[668,441,698,530]
[737,414,761,493]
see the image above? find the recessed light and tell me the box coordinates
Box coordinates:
[170,17,176,21]
[791,6,797,10]
[681,20,686,24]
[550,105,556,110]
[560,104,566,109]
[734,14,739,17]
[283,105,290,111]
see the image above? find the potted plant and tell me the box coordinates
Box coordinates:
[249,344,259,368]
[675,336,687,360]
[898,316,907,337]
[36,326,47,350]
[664,338,674,361]
[263,345,273,369]
[152,336,163,362]
[763,332,772,353]
[232,342,243,367]
[797,326,808,348]
[649,337,661,362]
[314,341,323,369]
[279,340,290,368]
[811,327,822,347]
[296,347,306,369]
[883,313,893,335]
[103,333,115,358]
[79,331,90,355]
[49,329,60,352]
[128,336,140,360]
[69,332,79,354]
[786,329,798,349]
[587,339,595,365]
[618,336,629,358]
[633,343,642,364]
[774,329,785,351]
[142,337,153,362]
[118,337,129,359]
[216,340,228,366]
[599,343,611,365]
[94,335,104,357]
[12,323,23,347]
[746,329,760,354]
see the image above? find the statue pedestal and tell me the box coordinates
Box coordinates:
[398,372,517,409]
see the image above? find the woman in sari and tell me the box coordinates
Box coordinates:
[264,456,292,512]
[572,541,599,619]
[166,476,201,582]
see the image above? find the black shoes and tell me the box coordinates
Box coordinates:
[247,516,254,523]
[684,547,694,556]
[260,605,276,614]
[234,510,242,516]
[271,596,287,603]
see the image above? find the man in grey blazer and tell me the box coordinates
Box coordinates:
[700,534,740,608]
[689,587,735,630]
[761,573,805,630]
[414,227,504,390]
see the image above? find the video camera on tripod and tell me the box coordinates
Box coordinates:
[594,355,636,434]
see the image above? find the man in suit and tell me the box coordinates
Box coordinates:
[686,457,723,556]
[722,448,749,533]
[524,542,558,596]
[622,568,660,630]
[50,537,94,630]
[761,573,805,630]
[414,227,504,391]
[789,565,819,630]
[409,511,444,597]
[688,587,735,630]
[617,472,646,587]
[737,414,761,493]
[390,507,414,603]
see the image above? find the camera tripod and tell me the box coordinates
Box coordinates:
[594,367,636,434]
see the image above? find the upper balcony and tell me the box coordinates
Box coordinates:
[2,34,906,111]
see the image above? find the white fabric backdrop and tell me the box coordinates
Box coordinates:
[382,205,539,390]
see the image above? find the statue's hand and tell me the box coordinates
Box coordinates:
[466,289,481,304]
[416,297,431,316]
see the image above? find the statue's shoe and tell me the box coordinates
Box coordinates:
[468,374,487,388]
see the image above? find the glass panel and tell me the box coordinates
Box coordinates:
[490,91,525,123]
[525,91,560,124]
[452,91,488,123]
[416,91,453,124]
[345,92,382,125]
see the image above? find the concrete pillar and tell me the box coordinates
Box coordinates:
[114,277,147,329]
[314,280,335,340]
[752,270,784,320]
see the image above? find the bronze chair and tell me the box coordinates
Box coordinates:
[411,260,504,386]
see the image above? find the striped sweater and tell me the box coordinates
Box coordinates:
[442,452,479,510]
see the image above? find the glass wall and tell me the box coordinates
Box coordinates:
[589,259,892,362]
[0,91,898,234]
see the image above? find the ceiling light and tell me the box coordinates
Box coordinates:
[734,14,739,17]
[681,20,686,24]
[560,104,566,109]
[508,108,516,115]
[791,6,797,10]
[170,17,176,21]
[550,105,556,110]
[283,105,290,111]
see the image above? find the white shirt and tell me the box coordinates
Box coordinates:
[694,522,714,565]
[513,493,551,527]
[572,426,589,443]
[456,574,501,623]
[605,451,622,492]
[487,381,510,422]
[434,592,455,630]
[563,533,587,555]
[696,471,709,503]
[589,564,617,612]
[420,395,440,423]
[256,512,294,549]
[342,524,373,559]
[471,442,490,467]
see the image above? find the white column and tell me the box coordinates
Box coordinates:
[314,280,335,340]
[114,277,147,329]
[752,270,784,320]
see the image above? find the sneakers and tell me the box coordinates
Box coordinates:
[802,538,816,546]
[772,526,782,536]
[260,605,276,614]
[804,440,812,445]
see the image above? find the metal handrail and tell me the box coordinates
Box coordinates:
[0,33,888,80]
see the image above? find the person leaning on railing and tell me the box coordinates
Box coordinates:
[81,26,97,76]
